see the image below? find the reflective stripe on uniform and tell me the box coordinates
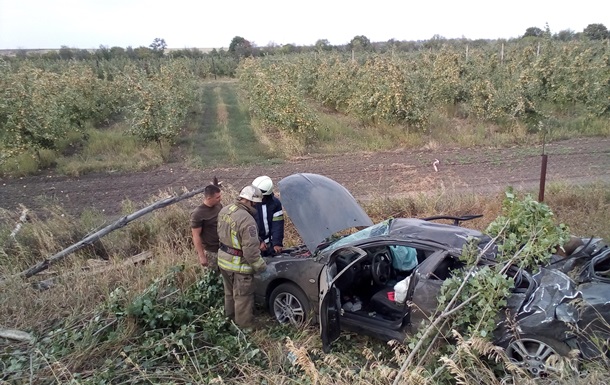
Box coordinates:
[250,257,266,271]
[272,210,284,221]
[230,229,240,249]
[221,204,242,249]
[261,204,269,240]
[218,255,254,274]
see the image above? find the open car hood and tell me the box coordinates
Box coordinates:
[278,173,374,253]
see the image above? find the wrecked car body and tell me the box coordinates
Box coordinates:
[549,237,610,283]
[252,173,610,374]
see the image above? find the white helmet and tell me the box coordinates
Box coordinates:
[239,185,263,203]
[252,175,273,196]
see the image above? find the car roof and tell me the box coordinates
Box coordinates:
[389,218,492,252]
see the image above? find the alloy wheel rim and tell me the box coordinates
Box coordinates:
[506,338,560,376]
[273,292,305,325]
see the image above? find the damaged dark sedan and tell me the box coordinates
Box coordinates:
[253,173,610,375]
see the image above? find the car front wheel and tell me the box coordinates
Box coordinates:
[504,335,572,377]
[269,283,311,327]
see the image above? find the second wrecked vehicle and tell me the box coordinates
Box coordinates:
[252,173,610,375]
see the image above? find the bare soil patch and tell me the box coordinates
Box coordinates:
[1,137,609,218]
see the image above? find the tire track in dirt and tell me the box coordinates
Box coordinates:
[1,137,609,218]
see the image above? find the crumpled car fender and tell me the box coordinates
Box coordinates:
[521,268,581,326]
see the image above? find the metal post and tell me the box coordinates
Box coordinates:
[538,134,547,202]
[539,154,548,202]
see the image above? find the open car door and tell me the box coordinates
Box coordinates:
[319,246,368,353]
[403,250,452,331]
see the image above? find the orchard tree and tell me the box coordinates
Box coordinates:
[229,36,253,58]
[523,27,544,38]
[583,23,609,40]
[0,66,71,162]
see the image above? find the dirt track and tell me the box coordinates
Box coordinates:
[1,137,609,218]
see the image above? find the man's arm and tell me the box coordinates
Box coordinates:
[191,227,208,266]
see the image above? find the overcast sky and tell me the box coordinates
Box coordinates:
[0,0,608,49]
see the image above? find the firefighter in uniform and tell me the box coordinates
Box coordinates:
[217,185,267,328]
[251,175,284,256]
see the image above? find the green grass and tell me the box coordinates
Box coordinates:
[55,126,164,176]
[181,81,279,167]
[0,151,50,176]
[302,102,610,156]
[313,110,425,153]
[543,103,610,140]
[0,125,164,177]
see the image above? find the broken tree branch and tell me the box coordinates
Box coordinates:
[16,186,208,280]
[34,251,153,290]
[10,205,29,238]
[0,328,33,343]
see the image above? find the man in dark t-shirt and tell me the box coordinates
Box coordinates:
[190,184,222,270]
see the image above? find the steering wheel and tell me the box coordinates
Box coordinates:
[371,252,392,286]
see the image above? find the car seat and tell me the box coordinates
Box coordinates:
[369,287,407,320]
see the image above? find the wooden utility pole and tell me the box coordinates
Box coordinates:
[16,186,209,280]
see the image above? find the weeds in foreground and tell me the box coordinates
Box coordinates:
[1,184,609,383]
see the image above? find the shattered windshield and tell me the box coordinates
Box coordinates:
[323,220,392,253]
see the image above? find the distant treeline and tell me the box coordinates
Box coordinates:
[2,22,608,63]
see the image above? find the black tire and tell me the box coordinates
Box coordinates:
[269,283,311,327]
[504,335,573,377]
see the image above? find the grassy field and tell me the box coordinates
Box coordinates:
[180,81,281,167]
